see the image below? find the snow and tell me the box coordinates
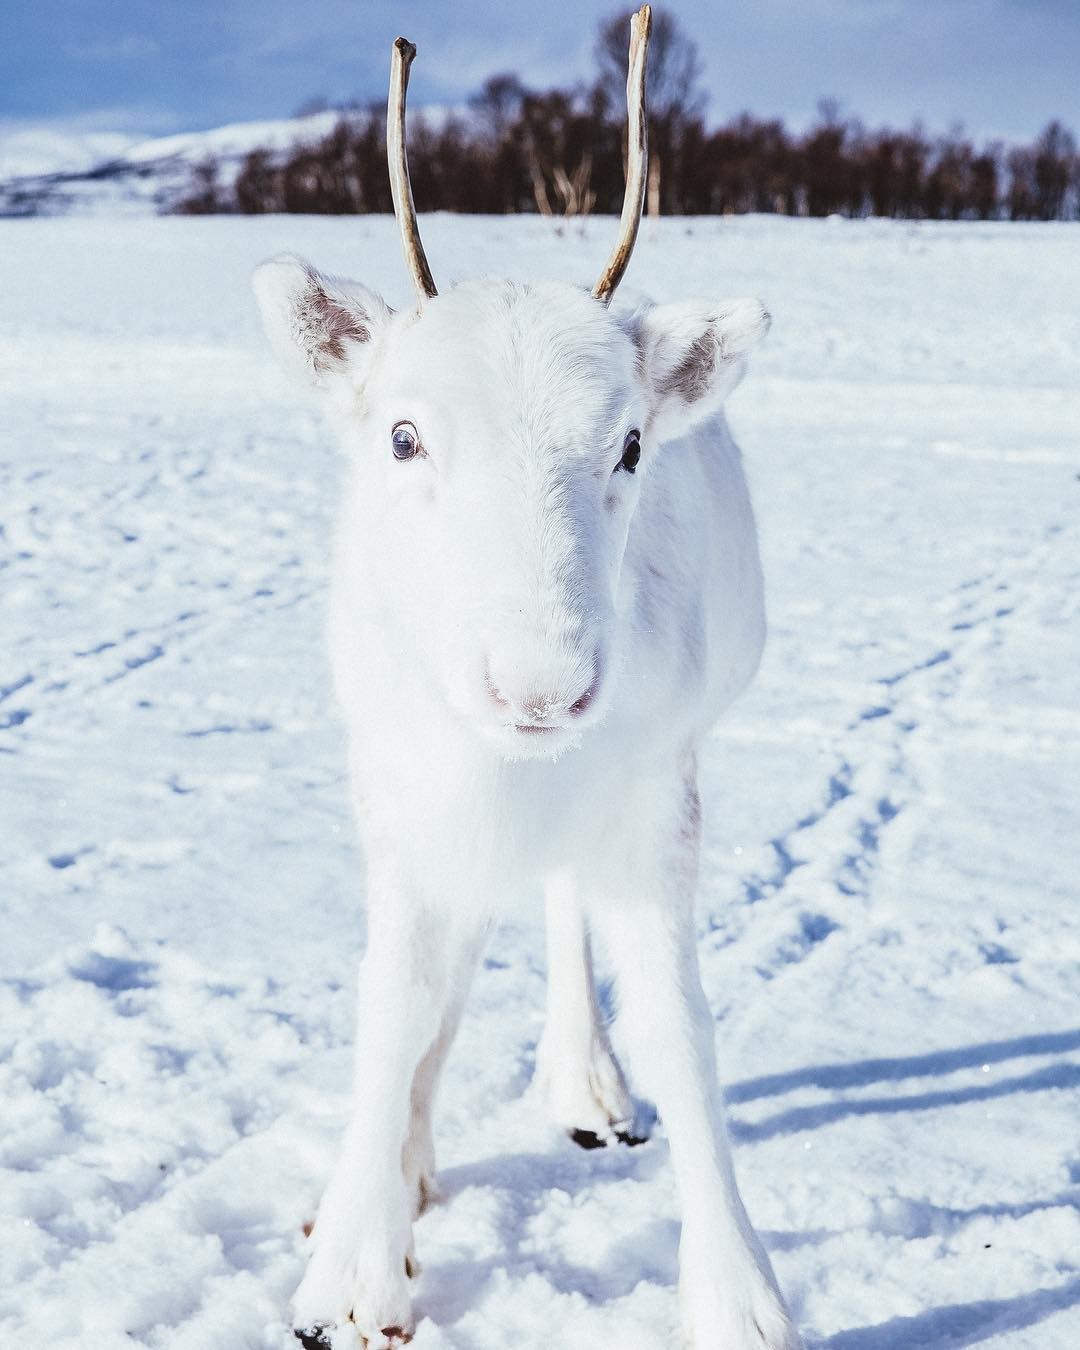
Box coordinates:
[0,128,140,181]
[1,213,1078,1349]
[120,113,344,169]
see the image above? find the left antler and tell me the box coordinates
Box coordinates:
[388,36,438,302]
[592,4,652,305]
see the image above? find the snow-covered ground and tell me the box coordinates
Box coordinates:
[1,214,1078,1349]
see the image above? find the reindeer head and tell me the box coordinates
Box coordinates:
[253,7,769,760]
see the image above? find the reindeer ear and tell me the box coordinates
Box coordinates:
[252,254,390,388]
[637,299,770,440]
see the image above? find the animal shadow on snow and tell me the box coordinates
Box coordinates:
[723,1029,1080,1349]
[417,1143,679,1323]
[823,1277,1080,1349]
[399,1029,1079,1337]
[726,1028,1080,1144]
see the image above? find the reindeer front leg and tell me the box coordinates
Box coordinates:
[590,766,801,1350]
[534,867,643,1147]
[401,929,484,1221]
[292,870,480,1348]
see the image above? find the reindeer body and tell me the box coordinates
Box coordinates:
[255,268,799,1350]
[252,12,801,1348]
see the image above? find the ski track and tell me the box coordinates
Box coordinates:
[1,216,1078,1349]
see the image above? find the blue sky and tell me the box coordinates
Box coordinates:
[5,0,1079,142]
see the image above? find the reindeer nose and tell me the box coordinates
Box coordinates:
[485,663,602,725]
[567,675,600,717]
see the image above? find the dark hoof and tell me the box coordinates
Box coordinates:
[615,1127,650,1147]
[569,1128,607,1150]
[294,1328,332,1350]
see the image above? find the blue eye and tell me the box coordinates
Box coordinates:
[391,420,421,460]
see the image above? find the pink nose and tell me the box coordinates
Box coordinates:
[485,665,601,725]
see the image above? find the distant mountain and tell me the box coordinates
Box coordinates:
[0,128,142,180]
[0,112,341,217]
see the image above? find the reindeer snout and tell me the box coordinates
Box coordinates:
[485,657,603,730]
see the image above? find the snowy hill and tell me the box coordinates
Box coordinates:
[1,214,1079,1347]
[0,106,470,218]
[0,112,340,217]
[0,127,141,180]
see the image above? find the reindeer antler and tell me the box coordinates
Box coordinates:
[388,36,438,302]
[593,5,652,305]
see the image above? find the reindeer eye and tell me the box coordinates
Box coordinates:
[391,420,421,461]
[617,429,641,474]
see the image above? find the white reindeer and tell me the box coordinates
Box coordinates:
[253,9,801,1348]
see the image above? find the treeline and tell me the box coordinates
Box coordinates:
[181,106,1078,221]
[176,10,1079,221]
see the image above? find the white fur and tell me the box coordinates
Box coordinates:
[253,257,800,1350]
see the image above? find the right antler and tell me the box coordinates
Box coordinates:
[592,5,652,305]
[388,36,438,303]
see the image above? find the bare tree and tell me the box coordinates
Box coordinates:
[175,156,226,214]
[800,102,860,216]
[470,74,527,143]
[519,89,598,221]
[594,8,704,127]
[1033,120,1076,220]
[594,8,705,213]
[235,149,279,214]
